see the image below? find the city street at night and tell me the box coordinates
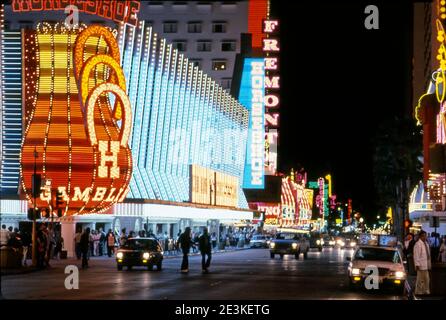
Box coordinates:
[1,248,406,300]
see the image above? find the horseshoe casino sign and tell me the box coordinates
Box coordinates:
[20,24,133,216]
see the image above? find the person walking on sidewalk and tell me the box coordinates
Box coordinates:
[74,229,82,260]
[199,227,212,273]
[80,227,91,269]
[414,230,432,295]
[106,229,116,257]
[440,236,446,263]
[179,227,194,273]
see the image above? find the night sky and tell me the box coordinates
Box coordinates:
[273,1,413,218]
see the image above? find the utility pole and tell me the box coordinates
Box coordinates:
[31,146,38,267]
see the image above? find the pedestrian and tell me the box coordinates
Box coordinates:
[74,228,82,260]
[120,228,127,247]
[7,226,13,239]
[46,224,55,264]
[99,228,106,256]
[80,227,91,269]
[106,229,116,257]
[429,232,441,264]
[178,227,194,273]
[414,230,432,295]
[404,233,416,275]
[36,224,48,268]
[0,224,9,247]
[164,231,169,253]
[439,236,446,263]
[53,231,64,260]
[199,227,212,273]
[21,230,31,266]
[211,232,217,250]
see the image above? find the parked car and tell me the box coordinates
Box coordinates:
[269,232,310,259]
[116,238,163,271]
[250,235,269,248]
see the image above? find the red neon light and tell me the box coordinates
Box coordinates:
[248,0,268,50]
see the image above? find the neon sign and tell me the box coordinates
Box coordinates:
[239,58,265,189]
[263,19,280,175]
[11,0,140,26]
[20,24,133,216]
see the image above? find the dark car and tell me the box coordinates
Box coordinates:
[116,238,163,271]
[269,232,310,259]
[309,233,323,252]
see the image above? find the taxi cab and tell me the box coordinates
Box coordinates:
[346,234,406,293]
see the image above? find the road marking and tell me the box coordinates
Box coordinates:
[210,281,222,287]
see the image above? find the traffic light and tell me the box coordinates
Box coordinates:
[56,190,64,207]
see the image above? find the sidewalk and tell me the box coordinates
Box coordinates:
[406,263,446,300]
[0,245,251,276]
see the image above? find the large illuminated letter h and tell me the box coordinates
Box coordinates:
[98,140,120,178]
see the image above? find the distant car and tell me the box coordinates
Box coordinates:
[335,237,346,249]
[269,232,310,259]
[116,238,163,271]
[250,235,269,248]
[345,238,357,249]
[323,236,336,247]
[309,234,323,252]
[346,245,406,293]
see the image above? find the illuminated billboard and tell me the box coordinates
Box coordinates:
[190,165,239,208]
[239,57,265,189]
[19,24,133,216]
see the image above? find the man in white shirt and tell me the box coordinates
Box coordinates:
[413,230,432,295]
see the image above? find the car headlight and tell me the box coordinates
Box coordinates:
[316,240,321,245]
[143,252,150,260]
[292,243,298,249]
[329,241,335,245]
[395,271,405,279]
[339,241,345,247]
[270,242,275,249]
[116,252,123,259]
[352,268,361,275]
[350,242,356,247]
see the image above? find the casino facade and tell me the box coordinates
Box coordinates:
[0,1,276,257]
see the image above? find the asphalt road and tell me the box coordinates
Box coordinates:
[1,247,406,300]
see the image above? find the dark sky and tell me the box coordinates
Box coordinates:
[272,1,413,218]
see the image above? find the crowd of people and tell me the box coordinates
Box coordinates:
[0,223,64,268]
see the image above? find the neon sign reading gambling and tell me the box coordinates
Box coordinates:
[11,0,140,26]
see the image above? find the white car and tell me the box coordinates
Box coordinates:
[346,245,406,293]
[250,235,269,248]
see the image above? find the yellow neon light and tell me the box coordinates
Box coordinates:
[73,25,120,82]
[435,19,446,103]
[79,54,126,119]
[86,83,132,147]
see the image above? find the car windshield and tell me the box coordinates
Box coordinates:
[253,236,265,240]
[354,247,401,263]
[275,233,299,240]
[122,239,159,251]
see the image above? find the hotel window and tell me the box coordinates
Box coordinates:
[163,21,178,33]
[221,78,232,89]
[188,21,202,33]
[190,59,202,68]
[173,40,187,52]
[212,21,227,33]
[212,60,227,71]
[197,40,212,52]
[221,40,236,52]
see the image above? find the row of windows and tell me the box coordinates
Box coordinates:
[162,21,228,34]
[172,39,236,52]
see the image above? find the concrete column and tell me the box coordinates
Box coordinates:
[61,219,76,258]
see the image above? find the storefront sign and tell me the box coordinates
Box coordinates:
[190,165,239,208]
[11,0,141,25]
